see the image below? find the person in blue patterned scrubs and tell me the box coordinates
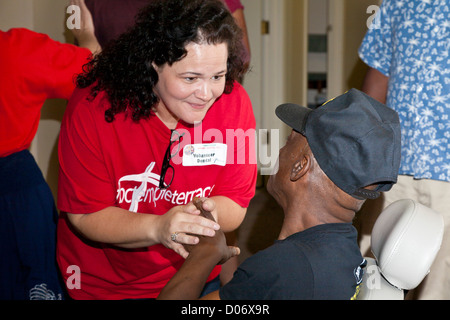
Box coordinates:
[358,0,449,299]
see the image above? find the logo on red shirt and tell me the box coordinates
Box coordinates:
[116,162,214,212]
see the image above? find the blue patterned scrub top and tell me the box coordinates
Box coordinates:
[359,0,450,182]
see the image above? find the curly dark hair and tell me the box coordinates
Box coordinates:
[77,0,246,123]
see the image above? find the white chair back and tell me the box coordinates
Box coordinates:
[357,199,444,300]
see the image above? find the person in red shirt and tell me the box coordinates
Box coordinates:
[0,0,99,299]
[83,0,251,287]
[57,0,256,299]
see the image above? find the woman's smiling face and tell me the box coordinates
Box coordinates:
[153,41,228,129]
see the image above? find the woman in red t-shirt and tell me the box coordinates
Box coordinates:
[57,0,256,299]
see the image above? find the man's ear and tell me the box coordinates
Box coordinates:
[290,154,311,182]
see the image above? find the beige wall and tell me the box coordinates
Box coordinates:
[328,0,380,97]
[0,0,72,199]
[284,0,308,107]
[342,0,376,91]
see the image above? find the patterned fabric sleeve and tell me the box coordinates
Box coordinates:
[358,0,394,76]
[358,0,450,181]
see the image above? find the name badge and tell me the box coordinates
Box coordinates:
[182,143,227,167]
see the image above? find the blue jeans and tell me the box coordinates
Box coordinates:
[0,150,65,300]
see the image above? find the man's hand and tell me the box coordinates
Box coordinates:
[157,198,239,300]
[187,198,240,264]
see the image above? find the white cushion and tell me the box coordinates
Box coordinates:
[371,199,444,290]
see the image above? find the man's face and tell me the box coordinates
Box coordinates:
[267,130,308,202]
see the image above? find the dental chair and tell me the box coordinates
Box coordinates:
[357,199,444,300]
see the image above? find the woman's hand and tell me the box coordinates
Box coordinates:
[155,200,220,258]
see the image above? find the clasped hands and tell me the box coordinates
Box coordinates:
[158,197,240,264]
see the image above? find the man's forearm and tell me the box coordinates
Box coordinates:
[158,198,239,300]
[157,252,219,300]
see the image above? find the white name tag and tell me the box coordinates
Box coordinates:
[182,143,227,167]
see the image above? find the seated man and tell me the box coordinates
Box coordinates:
[157,89,401,300]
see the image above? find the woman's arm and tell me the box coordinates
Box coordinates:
[231,8,251,69]
[209,196,247,233]
[67,203,220,258]
[66,195,244,258]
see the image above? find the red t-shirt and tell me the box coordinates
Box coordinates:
[57,82,257,299]
[0,28,91,157]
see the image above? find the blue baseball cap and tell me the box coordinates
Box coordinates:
[275,89,401,200]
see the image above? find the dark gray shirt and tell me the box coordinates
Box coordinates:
[220,223,365,300]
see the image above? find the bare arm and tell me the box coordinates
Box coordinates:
[69,0,101,54]
[209,195,247,233]
[361,67,389,104]
[67,196,244,258]
[232,8,251,69]
[157,199,239,300]
[157,237,237,300]
[67,203,220,258]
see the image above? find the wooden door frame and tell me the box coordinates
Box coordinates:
[327,0,345,99]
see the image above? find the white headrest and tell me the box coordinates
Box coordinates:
[371,199,444,290]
